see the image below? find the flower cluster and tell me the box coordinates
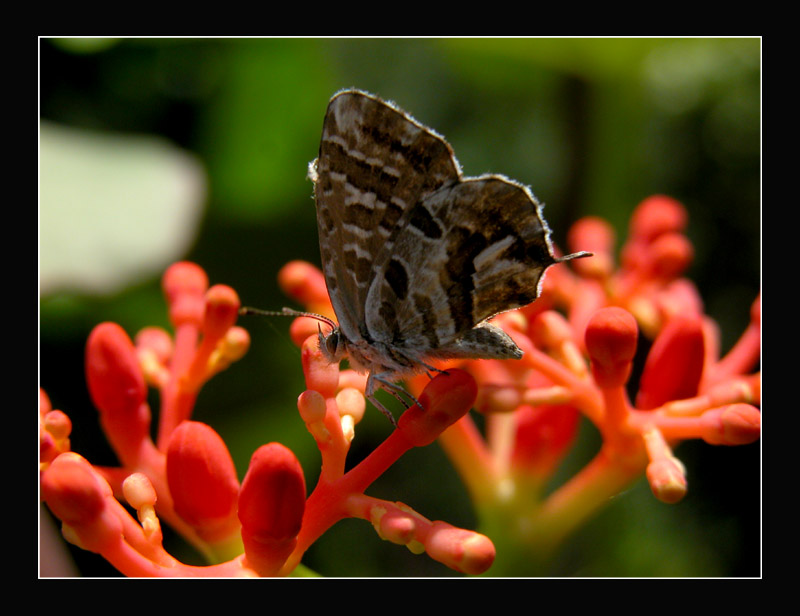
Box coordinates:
[40,263,494,576]
[39,195,760,577]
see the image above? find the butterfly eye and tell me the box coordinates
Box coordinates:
[325,330,341,357]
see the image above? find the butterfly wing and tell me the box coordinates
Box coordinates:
[312,90,461,343]
[364,175,559,357]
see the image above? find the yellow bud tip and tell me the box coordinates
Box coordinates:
[123,473,157,509]
[425,522,496,575]
[298,390,327,423]
[336,387,366,423]
[646,458,687,504]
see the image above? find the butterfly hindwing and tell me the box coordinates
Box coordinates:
[365,175,557,356]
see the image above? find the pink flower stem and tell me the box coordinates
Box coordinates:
[532,445,646,553]
[156,324,199,450]
[713,321,761,381]
[282,424,418,574]
[523,346,603,423]
[438,415,498,505]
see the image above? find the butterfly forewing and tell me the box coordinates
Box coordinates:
[314,91,461,345]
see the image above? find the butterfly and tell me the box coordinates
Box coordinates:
[281,89,588,424]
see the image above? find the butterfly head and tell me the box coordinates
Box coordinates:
[319,325,347,363]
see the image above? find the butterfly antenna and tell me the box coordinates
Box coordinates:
[557,250,593,262]
[239,306,337,331]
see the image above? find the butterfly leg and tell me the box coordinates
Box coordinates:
[365,371,428,427]
[419,361,448,380]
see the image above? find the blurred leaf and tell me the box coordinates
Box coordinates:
[441,38,658,83]
[197,40,332,221]
[40,122,207,295]
[49,38,120,55]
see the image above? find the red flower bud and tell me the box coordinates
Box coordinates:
[424,522,495,575]
[629,195,688,243]
[166,421,240,542]
[585,308,638,388]
[567,216,615,278]
[278,261,331,310]
[239,443,306,576]
[648,233,694,279]
[135,327,173,363]
[41,453,109,526]
[163,262,208,327]
[203,285,240,341]
[41,453,124,554]
[86,323,146,416]
[86,323,150,459]
[636,316,705,410]
[700,404,760,445]
[40,388,52,414]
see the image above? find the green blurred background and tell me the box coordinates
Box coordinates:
[39,37,760,577]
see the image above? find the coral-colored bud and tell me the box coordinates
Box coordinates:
[477,384,522,414]
[648,233,694,279]
[166,421,240,542]
[646,458,687,504]
[278,261,330,309]
[86,323,147,416]
[41,453,108,525]
[298,390,331,443]
[41,453,123,553]
[529,310,573,351]
[339,369,368,392]
[135,327,173,387]
[568,217,615,277]
[219,326,250,363]
[397,370,477,447]
[377,509,417,545]
[629,195,688,242]
[43,410,72,441]
[585,308,638,388]
[298,390,327,424]
[424,522,495,575]
[239,443,306,576]
[40,389,52,414]
[751,295,761,327]
[163,262,208,327]
[569,216,615,255]
[700,404,760,445]
[658,279,704,321]
[40,432,56,467]
[239,444,306,535]
[86,323,151,459]
[203,285,240,341]
[135,327,173,363]
[41,409,72,467]
[636,316,705,410]
[301,335,339,398]
[289,316,323,347]
[336,387,366,423]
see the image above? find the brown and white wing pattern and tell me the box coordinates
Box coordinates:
[311,90,460,347]
[309,89,588,419]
